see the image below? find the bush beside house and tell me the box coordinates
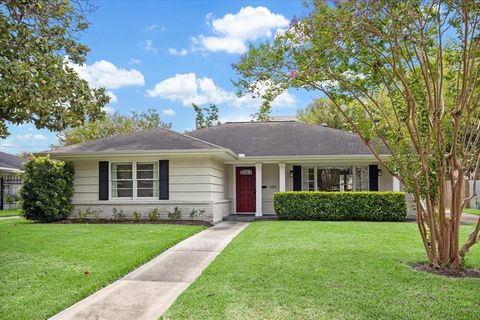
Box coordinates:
[274,192,407,222]
[20,156,75,222]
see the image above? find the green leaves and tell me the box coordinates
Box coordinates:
[58,109,172,146]
[20,155,75,222]
[0,0,108,137]
[274,191,407,222]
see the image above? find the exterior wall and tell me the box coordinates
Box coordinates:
[72,201,226,224]
[262,164,279,214]
[378,163,393,192]
[69,155,231,223]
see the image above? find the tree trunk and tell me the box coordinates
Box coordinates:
[415,173,465,270]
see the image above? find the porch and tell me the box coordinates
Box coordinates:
[224,160,400,217]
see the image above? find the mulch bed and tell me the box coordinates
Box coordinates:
[52,219,212,227]
[410,262,480,278]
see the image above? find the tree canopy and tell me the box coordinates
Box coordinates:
[0,0,108,138]
[192,103,220,129]
[58,109,171,145]
[234,0,480,270]
[297,97,354,130]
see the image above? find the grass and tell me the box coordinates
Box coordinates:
[0,219,202,320]
[464,208,480,216]
[164,221,480,320]
[0,209,20,217]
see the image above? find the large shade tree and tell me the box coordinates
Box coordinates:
[58,109,171,145]
[297,97,355,130]
[234,0,480,270]
[0,0,109,138]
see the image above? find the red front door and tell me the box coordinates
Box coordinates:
[236,167,256,212]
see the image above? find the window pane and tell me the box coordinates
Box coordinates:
[112,163,132,179]
[116,181,133,189]
[138,180,153,189]
[117,188,133,197]
[302,167,315,191]
[112,180,133,198]
[137,188,154,197]
[317,167,352,192]
[137,163,157,179]
[355,166,369,191]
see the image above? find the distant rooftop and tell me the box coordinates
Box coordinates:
[0,151,23,171]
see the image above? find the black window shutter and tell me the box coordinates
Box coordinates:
[99,161,109,200]
[159,160,169,200]
[369,164,379,191]
[293,165,302,191]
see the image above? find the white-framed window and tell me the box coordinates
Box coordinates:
[111,163,133,198]
[302,166,315,191]
[354,166,369,191]
[301,165,368,192]
[111,162,159,199]
[136,162,159,198]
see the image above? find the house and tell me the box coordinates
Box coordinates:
[0,151,24,210]
[45,120,399,223]
[0,151,23,176]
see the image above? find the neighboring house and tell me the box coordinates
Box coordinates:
[44,120,399,223]
[0,151,24,210]
[0,151,23,176]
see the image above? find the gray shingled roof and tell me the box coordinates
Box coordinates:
[0,151,23,170]
[187,121,374,157]
[48,127,224,154]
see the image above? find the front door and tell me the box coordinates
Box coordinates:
[236,167,256,212]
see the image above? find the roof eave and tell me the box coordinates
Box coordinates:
[42,148,238,160]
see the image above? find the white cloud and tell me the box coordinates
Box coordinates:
[130,58,141,64]
[70,60,145,89]
[106,91,118,104]
[163,108,176,116]
[145,39,158,53]
[145,24,159,31]
[0,138,15,149]
[192,6,289,54]
[168,48,188,56]
[147,73,296,108]
[102,106,115,114]
[16,133,47,141]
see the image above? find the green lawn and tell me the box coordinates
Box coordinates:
[164,221,480,320]
[464,208,480,216]
[0,209,20,217]
[0,219,202,320]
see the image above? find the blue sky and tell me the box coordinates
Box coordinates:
[2,0,318,154]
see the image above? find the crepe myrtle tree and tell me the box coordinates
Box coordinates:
[0,0,109,138]
[234,0,480,270]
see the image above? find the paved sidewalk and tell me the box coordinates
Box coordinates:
[407,212,479,225]
[0,216,20,220]
[50,221,248,320]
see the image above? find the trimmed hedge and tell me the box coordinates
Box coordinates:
[274,192,407,222]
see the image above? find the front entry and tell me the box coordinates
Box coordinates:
[236,167,256,212]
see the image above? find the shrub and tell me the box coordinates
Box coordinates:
[112,208,126,221]
[168,206,182,220]
[133,211,142,221]
[274,192,407,222]
[148,208,159,221]
[20,156,75,222]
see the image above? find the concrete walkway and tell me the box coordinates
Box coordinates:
[407,212,479,224]
[50,221,248,320]
[0,215,20,220]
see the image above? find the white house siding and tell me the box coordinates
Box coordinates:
[68,155,231,223]
[262,164,279,214]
